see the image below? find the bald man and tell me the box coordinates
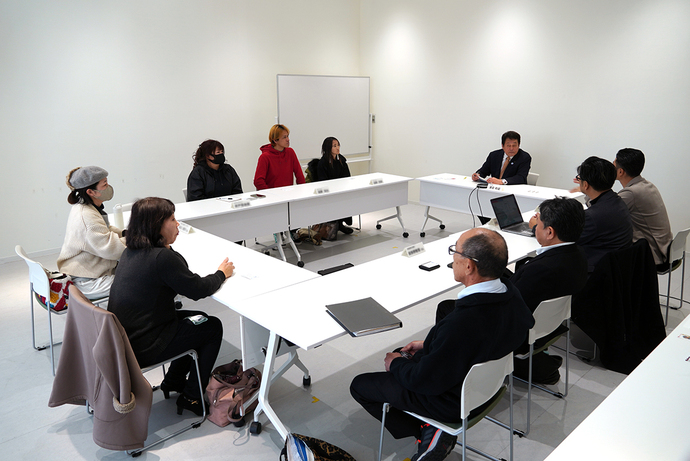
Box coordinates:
[350,228,534,461]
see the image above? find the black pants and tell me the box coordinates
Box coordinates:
[350,371,460,440]
[150,310,223,399]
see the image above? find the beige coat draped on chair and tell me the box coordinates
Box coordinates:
[49,286,153,450]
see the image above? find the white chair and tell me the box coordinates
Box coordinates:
[182,188,188,201]
[378,353,515,461]
[527,172,539,186]
[514,295,571,435]
[658,228,690,325]
[15,245,107,375]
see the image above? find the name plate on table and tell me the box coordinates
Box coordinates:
[402,242,425,257]
[487,184,505,191]
[232,200,251,209]
[314,187,330,195]
[178,221,192,234]
[369,178,383,185]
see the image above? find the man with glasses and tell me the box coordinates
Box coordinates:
[350,228,534,461]
[572,156,632,272]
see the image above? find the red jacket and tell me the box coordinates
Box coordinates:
[253,144,305,190]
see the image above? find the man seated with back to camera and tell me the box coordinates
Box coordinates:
[350,228,534,461]
[614,148,673,271]
[472,131,532,185]
[572,156,632,272]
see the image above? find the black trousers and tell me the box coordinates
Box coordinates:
[350,371,459,440]
[150,310,223,399]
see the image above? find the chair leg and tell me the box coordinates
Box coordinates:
[48,300,55,376]
[378,403,389,461]
[127,350,206,457]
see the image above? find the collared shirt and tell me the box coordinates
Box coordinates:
[458,278,507,300]
[536,241,574,255]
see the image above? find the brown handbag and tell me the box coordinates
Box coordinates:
[205,359,262,427]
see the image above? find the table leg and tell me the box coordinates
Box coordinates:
[420,206,445,237]
[252,330,290,439]
[375,206,409,238]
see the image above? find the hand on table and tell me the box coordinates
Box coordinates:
[218,258,235,278]
[487,178,503,185]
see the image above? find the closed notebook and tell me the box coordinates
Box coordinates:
[326,297,402,337]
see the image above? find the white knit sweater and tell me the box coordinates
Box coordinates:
[57,203,126,278]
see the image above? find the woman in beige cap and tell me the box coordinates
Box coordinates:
[57,166,126,299]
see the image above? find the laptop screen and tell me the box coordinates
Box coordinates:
[490,194,524,229]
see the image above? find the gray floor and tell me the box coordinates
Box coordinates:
[2,203,687,461]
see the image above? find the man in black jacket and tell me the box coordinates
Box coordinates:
[510,197,589,383]
[350,228,534,461]
[472,131,531,185]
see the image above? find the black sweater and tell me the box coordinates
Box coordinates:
[109,246,225,366]
[389,279,533,411]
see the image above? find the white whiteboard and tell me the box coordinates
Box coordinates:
[277,74,370,160]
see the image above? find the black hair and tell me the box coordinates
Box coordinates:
[577,156,616,192]
[501,131,521,145]
[126,197,176,249]
[539,197,586,242]
[193,139,224,167]
[615,148,645,178]
[461,231,508,279]
[320,137,340,165]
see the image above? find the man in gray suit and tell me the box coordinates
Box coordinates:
[614,148,673,271]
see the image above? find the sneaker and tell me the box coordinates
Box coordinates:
[411,424,457,461]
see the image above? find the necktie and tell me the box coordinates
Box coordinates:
[499,156,511,179]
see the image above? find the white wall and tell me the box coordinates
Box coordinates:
[0,0,361,259]
[361,0,690,230]
[3,0,689,260]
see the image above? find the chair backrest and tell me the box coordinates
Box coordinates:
[182,188,188,201]
[527,172,539,186]
[528,295,572,345]
[15,245,51,299]
[460,352,513,419]
[668,228,690,263]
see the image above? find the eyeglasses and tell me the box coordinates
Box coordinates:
[448,245,479,262]
[575,175,581,181]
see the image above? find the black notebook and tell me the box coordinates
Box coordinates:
[326,297,402,337]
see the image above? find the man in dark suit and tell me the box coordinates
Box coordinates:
[573,156,633,272]
[511,197,589,383]
[472,131,531,185]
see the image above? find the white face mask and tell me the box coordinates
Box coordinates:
[94,184,114,201]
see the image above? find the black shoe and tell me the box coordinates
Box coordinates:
[175,393,207,416]
[534,370,561,386]
[160,379,186,399]
[412,424,457,461]
[339,223,354,235]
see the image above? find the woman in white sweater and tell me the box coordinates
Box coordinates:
[57,166,126,299]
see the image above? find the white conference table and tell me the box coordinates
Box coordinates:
[170,227,318,302]
[544,314,690,461]
[230,227,541,438]
[417,173,583,236]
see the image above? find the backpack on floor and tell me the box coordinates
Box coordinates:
[280,433,356,461]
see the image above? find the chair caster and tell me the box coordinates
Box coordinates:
[376,224,382,230]
[420,232,426,237]
[403,232,409,238]
[250,421,262,435]
[233,416,246,427]
[264,251,270,256]
[440,224,446,229]
[132,451,142,458]
[297,261,305,268]
[303,376,311,387]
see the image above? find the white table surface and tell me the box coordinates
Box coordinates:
[544,314,690,461]
[276,172,412,229]
[171,227,317,302]
[417,173,582,220]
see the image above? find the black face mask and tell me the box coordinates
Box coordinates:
[210,153,226,165]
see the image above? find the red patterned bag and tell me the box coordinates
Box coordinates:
[38,272,73,312]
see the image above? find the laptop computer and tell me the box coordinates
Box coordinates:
[490,194,534,237]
